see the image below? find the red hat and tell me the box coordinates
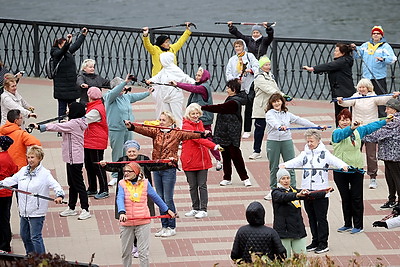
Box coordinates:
[126,162,141,176]
[371,25,384,36]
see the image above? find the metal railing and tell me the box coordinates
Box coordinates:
[1,18,399,99]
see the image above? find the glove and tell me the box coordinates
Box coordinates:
[214,145,224,152]
[372,221,388,228]
[283,95,293,102]
[200,132,212,138]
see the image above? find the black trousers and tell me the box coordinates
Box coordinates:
[66,163,89,211]
[85,148,108,194]
[384,161,400,204]
[0,196,12,252]
[304,197,329,247]
[333,171,364,229]
[371,78,387,118]
[221,145,249,181]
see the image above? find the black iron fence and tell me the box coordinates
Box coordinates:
[1,18,399,99]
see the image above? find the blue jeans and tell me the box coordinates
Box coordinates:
[20,216,45,254]
[253,118,266,153]
[153,168,176,229]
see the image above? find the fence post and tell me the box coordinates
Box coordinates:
[272,39,279,84]
[33,23,40,77]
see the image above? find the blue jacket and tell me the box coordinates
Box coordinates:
[103,81,150,131]
[354,38,397,80]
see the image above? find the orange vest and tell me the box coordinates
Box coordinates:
[119,179,150,226]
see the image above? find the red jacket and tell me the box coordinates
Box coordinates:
[180,118,216,171]
[0,151,18,197]
[84,99,108,149]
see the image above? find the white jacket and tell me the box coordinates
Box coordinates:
[226,51,259,94]
[284,142,347,190]
[0,164,64,217]
[338,92,392,123]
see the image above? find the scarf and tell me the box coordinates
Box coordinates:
[367,42,383,55]
[125,180,144,202]
[236,52,245,73]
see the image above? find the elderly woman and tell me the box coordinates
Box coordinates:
[103,74,152,186]
[281,129,348,254]
[303,43,355,125]
[332,109,389,235]
[76,59,110,105]
[1,76,36,126]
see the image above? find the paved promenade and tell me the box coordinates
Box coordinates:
[6,77,400,266]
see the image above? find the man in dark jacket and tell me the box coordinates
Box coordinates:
[231,201,286,263]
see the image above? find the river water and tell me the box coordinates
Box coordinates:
[1,0,400,43]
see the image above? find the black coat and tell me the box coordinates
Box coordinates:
[231,202,286,263]
[313,55,355,98]
[51,34,86,100]
[271,187,307,239]
[229,26,274,59]
[76,71,110,104]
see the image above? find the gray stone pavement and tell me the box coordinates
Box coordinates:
[5,77,400,266]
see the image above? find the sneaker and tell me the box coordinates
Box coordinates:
[243,179,252,187]
[337,226,352,232]
[0,250,9,254]
[94,192,109,200]
[78,209,91,220]
[86,190,97,197]
[161,227,176,237]
[220,180,232,186]
[306,243,318,252]
[264,191,272,200]
[108,178,118,186]
[195,211,208,219]
[185,210,198,217]
[59,208,78,217]
[350,228,364,234]
[369,179,377,189]
[380,201,396,209]
[242,132,251,139]
[132,246,138,258]
[216,161,223,171]
[155,227,168,237]
[249,152,262,160]
[314,244,329,254]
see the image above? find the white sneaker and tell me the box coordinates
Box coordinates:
[78,209,91,220]
[243,179,252,187]
[155,227,168,237]
[108,178,117,186]
[264,191,272,200]
[185,210,198,217]
[59,208,78,217]
[249,152,262,160]
[242,132,251,139]
[161,227,176,237]
[132,246,138,258]
[220,180,232,186]
[216,161,223,171]
[195,211,208,219]
[369,179,377,189]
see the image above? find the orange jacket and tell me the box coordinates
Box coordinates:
[0,121,41,170]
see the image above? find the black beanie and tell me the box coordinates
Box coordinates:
[0,136,14,151]
[68,102,86,119]
[155,35,170,47]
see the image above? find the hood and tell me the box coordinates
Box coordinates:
[0,121,20,136]
[236,39,248,52]
[183,118,200,127]
[160,52,175,68]
[246,201,265,226]
[198,69,210,84]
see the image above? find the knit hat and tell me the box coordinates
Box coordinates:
[371,25,384,36]
[124,140,141,151]
[252,25,264,36]
[0,136,14,151]
[110,77,124,89]
[258,56,271,68]
[126,162,141,176]
[276,168,291,182]
[87,87,102,100]
[385,98,400,112]
[68,102,86,119]
[155,35,170,47]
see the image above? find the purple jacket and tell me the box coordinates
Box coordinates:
[40,118,88,164]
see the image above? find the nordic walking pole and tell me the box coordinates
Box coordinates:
[279,126,332,131]
[215,22,276,27]
[146,22,197,31]
[332,93,394,102]
[0,185,67,204]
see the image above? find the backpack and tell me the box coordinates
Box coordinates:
[45,56,63,79]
